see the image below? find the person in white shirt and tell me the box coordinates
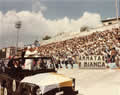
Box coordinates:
[24,46,34,70]
[33,47,39,57]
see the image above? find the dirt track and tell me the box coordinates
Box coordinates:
[58,68,120,95]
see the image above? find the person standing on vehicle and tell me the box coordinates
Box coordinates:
[24,46,34,70]
[21,48,26,66]
[33,47,39,57]
[8,56,15,69]
[0,59,5,72]
[0,59,2,70]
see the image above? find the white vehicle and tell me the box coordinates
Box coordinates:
[0,57,78,95]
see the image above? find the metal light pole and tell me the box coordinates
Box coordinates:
[15,21,21,55]
[115,0,119,22]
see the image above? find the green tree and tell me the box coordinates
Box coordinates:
[80,26,89,32]
[42,35,51,40]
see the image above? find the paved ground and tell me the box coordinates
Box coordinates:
[58,68,120,95]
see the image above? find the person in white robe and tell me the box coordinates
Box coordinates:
[24,46,34,70]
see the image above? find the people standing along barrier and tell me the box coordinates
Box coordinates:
[107,47,118,68]
[68,56,73,69]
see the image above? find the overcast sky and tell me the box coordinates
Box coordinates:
[0,0,117,48]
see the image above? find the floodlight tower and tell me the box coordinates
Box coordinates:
[15,21,21,55]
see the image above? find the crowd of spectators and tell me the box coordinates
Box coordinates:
[1,27,120,69]
[36,27,120,68]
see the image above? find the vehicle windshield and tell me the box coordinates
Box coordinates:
[8,57,55,71]
[31,58,55,70]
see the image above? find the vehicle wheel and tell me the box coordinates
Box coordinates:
[3,87,7,95]
[22,89,31,95]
